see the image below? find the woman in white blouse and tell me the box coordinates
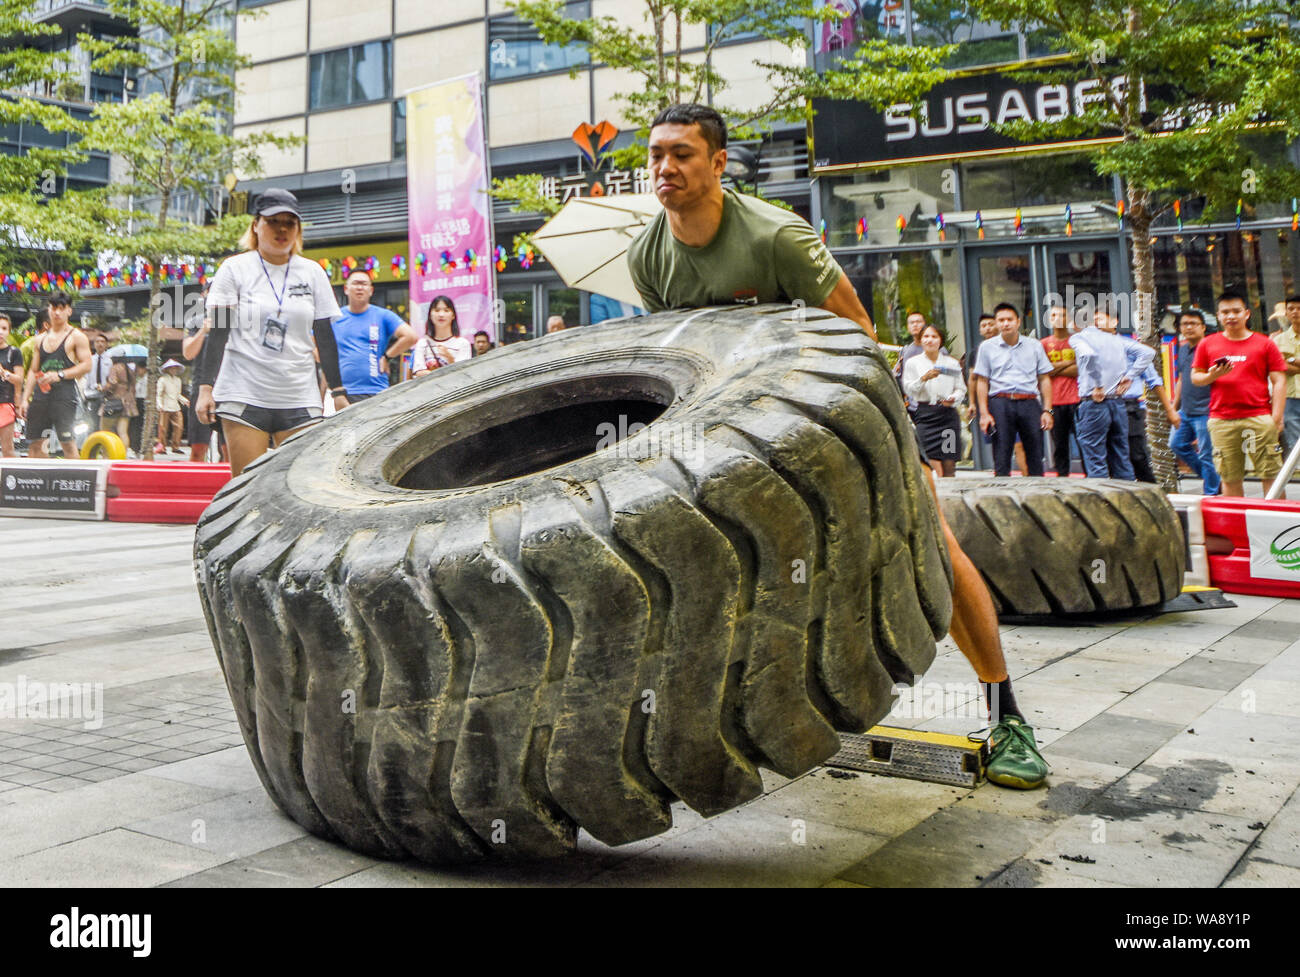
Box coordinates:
[410,296,473,377]
[903,323,966,477]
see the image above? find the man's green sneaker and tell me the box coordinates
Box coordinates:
[985,717,1049,789]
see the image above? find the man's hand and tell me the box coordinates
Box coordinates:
[1114,377,1132,397]
[1167,408,1181,428]
[195,386,215,425]
[1276,410,1286,433]
[17,402,25,420]
[1041,409,1054,431]
[979,412,994,434]
[180,396,191,408]
[1091,386,1105,403]
[333,392,350,411]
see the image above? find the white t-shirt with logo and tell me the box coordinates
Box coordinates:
[206,251,340,409]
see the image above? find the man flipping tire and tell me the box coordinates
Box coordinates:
[628,104,1048,789]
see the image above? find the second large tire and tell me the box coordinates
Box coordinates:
[194,306,953,862]
[936,478,1186,618]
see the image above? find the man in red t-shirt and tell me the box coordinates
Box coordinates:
[1192,290,1289,497]
[1040,305,1082,477]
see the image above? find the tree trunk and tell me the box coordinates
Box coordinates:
[1127,185,1179,492]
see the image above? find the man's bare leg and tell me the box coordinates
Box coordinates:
[923,466,1048,788]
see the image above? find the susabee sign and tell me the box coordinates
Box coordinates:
[1246,509,1300,583]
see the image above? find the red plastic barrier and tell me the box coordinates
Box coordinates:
[105,462,231,524]
[1201,496,1300,599]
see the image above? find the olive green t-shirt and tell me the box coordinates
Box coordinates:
[627,188,842,312]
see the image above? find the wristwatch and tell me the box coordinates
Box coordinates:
[58,370,65,381]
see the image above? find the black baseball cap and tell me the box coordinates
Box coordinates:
[254,188,300,219]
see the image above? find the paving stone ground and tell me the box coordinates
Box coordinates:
[2,517,1297,888]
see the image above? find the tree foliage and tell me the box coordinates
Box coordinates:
[76,0,300,459]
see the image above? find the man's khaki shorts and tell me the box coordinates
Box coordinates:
[1208,414,1283,483]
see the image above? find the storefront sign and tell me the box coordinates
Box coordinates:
[812,70,1140,171]
[538,168,653,203]
[406,73,497,342]
[811,66,1225,172]
[0,464,105,519]
[1246,509,1300,583]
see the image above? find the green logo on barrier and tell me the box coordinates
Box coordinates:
[1270,526,1300,573]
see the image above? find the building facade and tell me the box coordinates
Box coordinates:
[231,0,811,342]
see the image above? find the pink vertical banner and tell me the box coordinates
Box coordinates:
[406,72,497,343]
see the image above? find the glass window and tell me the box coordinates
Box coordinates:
[309,41,392,111]
[910,3,1021,68]
[812,0,906,74]
[392,99,405,159]
[960,153,1114,238]
[500,289,535,344]
[838,248,964,356]
[488,1,589,82]
[821,162,957,248]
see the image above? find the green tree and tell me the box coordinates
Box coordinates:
[820,1,1300,490]
[79,0,298,459]
[0,0,117,325]
[490,1,904,238]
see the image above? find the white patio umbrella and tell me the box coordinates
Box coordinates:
[530,193,662,307]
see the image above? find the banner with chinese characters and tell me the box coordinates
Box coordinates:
[406,73,496,342]
[539,167,653,205]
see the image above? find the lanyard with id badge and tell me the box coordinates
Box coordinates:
[258,255,292,352]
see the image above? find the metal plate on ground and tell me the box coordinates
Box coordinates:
[826,726,988,788]
[1160,586,1236,614]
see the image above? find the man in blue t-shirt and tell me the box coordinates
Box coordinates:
[1170,309,1221,495]
[332,269,417,402]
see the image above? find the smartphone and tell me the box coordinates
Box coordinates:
[982,424,996,444]
[1214,356,1230,367]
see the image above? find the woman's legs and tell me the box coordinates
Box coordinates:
[224,418,274,476]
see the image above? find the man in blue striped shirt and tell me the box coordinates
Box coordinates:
[1069,309,1156,478]
[972,302,1055,476]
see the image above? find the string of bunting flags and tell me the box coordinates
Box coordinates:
[0,262,215,293]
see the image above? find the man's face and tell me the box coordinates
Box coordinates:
[648,122,726,214]
[0,320,9,344]
[1217,299,1250,331]
[1095,310,1117,333]
[94,336,108,354]
[546,316,565,334]
[995,308,1020,340]
[474,334,490,354]
[906,313,926,339]
[1047,306,1065,331]
[345,272,373,305]
[1179,315,1205,344]
[48,303,70,329]
[1286,300,1300,330]
[978,317,997,339]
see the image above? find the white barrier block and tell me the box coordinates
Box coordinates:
[0,459,110,520]
[1186,544,1211,588]
[1167,493,1206,546]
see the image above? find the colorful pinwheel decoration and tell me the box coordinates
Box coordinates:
[463,248,478,269]
[1014,208,1023,237]
[975,210,984,240]
[818,219,827,244]
[1292,198,1298,232]
[935,213,946,242]
[1173,199,1182,232]
[439,250,456,272]
[1116,199,1125,230]
[516,245,533,270]
[416,252,429,275]
[855,217,867,242]
[1235,198,1243,230]
[391,255,406,278]
[896,215,906,240]
[1065,204,1074,237]
[364,256,378,275]
[494,245,507,271]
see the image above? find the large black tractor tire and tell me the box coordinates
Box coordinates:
[193,305,953,862]
[935,478,1185,618]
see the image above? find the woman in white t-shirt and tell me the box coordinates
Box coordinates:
[193,189,346,476]
[409,296,473,377]
[903,323,966,478]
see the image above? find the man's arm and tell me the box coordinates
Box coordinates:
[1272,369,1288,430]
[181,320,209,361]
[817,272,876,340]
[975,375,993,433]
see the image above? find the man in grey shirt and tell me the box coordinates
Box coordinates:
[1069,309,1156,478]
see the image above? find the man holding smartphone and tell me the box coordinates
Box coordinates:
[1192,291,1288,498]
